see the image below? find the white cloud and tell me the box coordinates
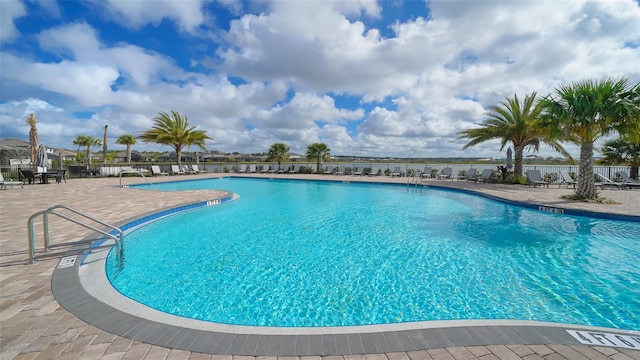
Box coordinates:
[1,0,639,159]
[0,0,26,41]
[100,0,206,33]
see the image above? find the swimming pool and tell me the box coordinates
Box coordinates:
[106,178,640,330]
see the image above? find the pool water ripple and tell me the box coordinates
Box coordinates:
[107,178,640,330]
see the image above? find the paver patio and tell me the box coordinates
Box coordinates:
[1,173,639,359]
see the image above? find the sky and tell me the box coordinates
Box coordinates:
[1,0,639,159]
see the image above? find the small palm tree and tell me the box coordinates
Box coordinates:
[116,134,137,165]
[73,135,102,166]
[306,142,331,173]
[458,92,569,177]
[138,111,212,167]
[538,77,637,199]
[266,143,290,171]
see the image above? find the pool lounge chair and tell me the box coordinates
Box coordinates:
[437,167,452,180]
[420,166,432,178]
[526,170,549,188]
[559,170,576,188]
[260,165,270,173]
[323,166,334,175]
[151,165,168,176]
[288,165,300,174]
[353,167,363,176]
[170,165,184,175]
[335,166,346,175]
[0,173,23,189]
[595,173,625,190]
[183,165,197,174]
[465,169,479,183]
[617,172,640,189]
[236,164,247,173]
[191,164,204,174]
[478,169,494,183]
[248,164,257,173]
[391,166,402,177]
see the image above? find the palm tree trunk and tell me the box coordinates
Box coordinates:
[514,146,524,177]
[126,145,132,165]
[576,142,598,199]
[176,147,182,167]
[87,146,92,169]
[103,125,108,164]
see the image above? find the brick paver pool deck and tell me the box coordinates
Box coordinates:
[1,173,639,359]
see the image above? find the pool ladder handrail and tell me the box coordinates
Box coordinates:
[27,204,124,264]
[407,172,420,187]
[119,169,153,187]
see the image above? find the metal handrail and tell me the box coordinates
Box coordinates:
[27,205,124,264]
[119,169,153,187]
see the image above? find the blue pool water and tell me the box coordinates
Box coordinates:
[106,178,640,330]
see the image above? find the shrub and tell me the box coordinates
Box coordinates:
[543,172,558,183]
[363,167,371,176]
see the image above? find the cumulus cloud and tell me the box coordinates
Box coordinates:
[99,0,206,33]
[0,0,26,41]
[1,0,639,158]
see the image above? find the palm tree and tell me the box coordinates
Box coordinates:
[601,136,640,180]
[458,92,569,177]
[116,134,137,165]
[138,111,212,167]
[73,135,102,166]
[26,113,39,164]
[538,77,637,199]
[102,125,108,164]
[266,143,290,171]
[306,142,331,173]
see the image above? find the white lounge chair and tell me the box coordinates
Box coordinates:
[288,165,300,174]
[170,165,185,175]
[335,166,346,175]
[527,170,549,188]
[391,166,402,177]
[248,164,257,173]
[183,165,197,174]
[0,173,23,189]
[191,164,204,174]
[260,165,270,173]
[323,166,334,175]
[353,167,363,176]
[151,165,168,176]
[237,164,247,173]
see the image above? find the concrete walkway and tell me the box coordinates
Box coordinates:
[1,173,639,359]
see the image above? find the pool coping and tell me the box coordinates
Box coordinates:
[51,178,640,356]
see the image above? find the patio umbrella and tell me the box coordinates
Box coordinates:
[506,147,513,170]
[36,144,48,171]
